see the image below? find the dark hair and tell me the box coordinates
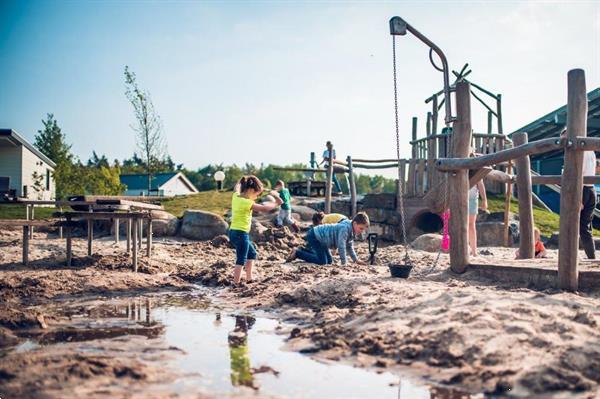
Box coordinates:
[238,175,264,194]
[326,141,332,147]
[352,212,369,226]
[275,180,285,187]
[312,211,325,225]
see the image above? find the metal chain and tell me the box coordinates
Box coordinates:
[392,35,411,265]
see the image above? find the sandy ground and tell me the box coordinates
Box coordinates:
[1,226,600,398]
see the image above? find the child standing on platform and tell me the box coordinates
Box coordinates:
[229,176,282,285]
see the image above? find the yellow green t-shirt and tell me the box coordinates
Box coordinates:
[322,213,347,224]
[230,193,254,232]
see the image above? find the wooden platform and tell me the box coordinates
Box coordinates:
[468,259,600,291]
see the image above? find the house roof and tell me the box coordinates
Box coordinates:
[509,88,600,160]
[0,129,57,168]
[120,172,198,192]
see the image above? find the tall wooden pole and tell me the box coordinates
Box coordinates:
[558,69,588,291]
[347,156,357,217]
[496,94,503,135]
[432,96,438,135]
[325,142,334,213]
[513,132,535,258]
[449,81,472,273]
[503,161,513,246]
[411,117,418,159]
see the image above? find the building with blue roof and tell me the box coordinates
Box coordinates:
[120,172,198,197]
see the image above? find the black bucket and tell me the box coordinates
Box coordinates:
[388,264,413,278]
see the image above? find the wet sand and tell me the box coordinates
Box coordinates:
[1,227,600,398]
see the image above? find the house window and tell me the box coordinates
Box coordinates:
[46,169,50,190]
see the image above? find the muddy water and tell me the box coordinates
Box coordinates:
[9,292,474,398]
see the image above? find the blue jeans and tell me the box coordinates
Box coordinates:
[229,230,257,266]
[296,229,332,265]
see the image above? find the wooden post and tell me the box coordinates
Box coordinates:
[347,156,357,217]
[58,206,63,239]
[114,218,120,244]
[30,206,34,238]
[66,225,72,267]
[395,179,401,212]
[146,216,152,258]
[399,160,406,194]
[306,178,311,197]
[138,218,143,250]
[411,117,418,159]
[427,123,437,190]
[132,217,138,272]
[487,111,493,134]
[325,142,334,213]
[496,94,503,134]
[22,225,29,265]
[503,161,513,246]
[87,220,93,256]
[432,96,438,135]
[449,81,472,273]
[126,218,131,253]
[513,132,535,259]
[426,111,432,137]
[559,69,587,291]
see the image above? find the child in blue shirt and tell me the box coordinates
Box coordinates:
[287,212,369,265]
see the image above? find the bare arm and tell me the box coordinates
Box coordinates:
[251,193,283,213]
[478,180,487,210]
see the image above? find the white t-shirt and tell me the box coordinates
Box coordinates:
[583,151,597,186]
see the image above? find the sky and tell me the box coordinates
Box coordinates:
[1,0,599,175]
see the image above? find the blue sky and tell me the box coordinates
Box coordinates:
[1,1,599,173]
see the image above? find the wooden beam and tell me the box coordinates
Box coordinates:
[114,218,120,244]
[449,81,472,273]
[146,217,152,258]
[87,220,93,256]
[531,175,600,185]
[436,137,565,171]
[65,225,72,267]
[513,132,535,259]
[469,167,493,188]
[559,69,587,291]
[126,219,132,253]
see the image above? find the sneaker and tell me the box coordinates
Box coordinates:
[286,249,297,262]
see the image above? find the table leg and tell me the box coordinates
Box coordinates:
[87,220,93,256]
[66,226,72,267]
[138,219,143,251]
[114,218,120,244]
[126,219,131,253]
[146,217,152,258]
[132,218,138,272]
[22,225,29,265]
[30,206,35,238]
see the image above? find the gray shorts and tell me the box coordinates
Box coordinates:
[276,209,295,226]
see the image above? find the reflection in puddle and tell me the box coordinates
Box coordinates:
[228,315,257,389]
[10,294,475,398]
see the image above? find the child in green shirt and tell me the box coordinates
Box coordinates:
[274,180,299,233]
[230,175,282,285]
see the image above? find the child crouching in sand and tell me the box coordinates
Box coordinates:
[230,176,283,285]
[515,227,547,259]
[287,212,370,265]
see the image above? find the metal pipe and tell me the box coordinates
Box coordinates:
[389,16,454,125]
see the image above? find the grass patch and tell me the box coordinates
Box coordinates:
[159,190,232,218]
[0,204,58,220]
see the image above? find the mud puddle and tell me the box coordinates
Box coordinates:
[3,292,476,398]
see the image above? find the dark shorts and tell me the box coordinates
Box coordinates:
[229,229,257,266]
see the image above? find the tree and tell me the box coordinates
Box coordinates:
[124,65,167,194]
[33,114,73,165]
[33,114,75,199]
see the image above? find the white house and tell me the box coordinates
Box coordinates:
[0,129,56,200]
[120,172,198,197]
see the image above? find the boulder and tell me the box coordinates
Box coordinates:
[211,234,230,247]
[476,221,519,247]
[411,234,443,253]
[292,205,318,222]
[181,210,229,241]
[250,220,268,242]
